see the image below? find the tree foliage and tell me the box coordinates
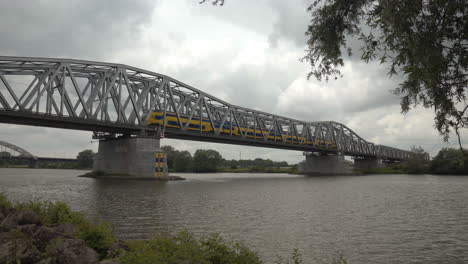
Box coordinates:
[193,149,223,172]
[162,146,292,173]
[161,146,194,172]
[76,149,95,169]
[405,146,430,174]
[430,147,468,174]
[161,146,177,171]
[173,150,193,172]
[223,158,288,170]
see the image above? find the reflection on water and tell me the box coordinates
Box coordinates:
[1,168,468,263]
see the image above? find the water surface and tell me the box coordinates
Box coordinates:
[1,168,467,263]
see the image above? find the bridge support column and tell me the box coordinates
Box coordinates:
[93,136,168,179]
[354,157,380,170]
[300,153,353,176]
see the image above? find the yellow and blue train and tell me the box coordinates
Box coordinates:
[147,111,336,148]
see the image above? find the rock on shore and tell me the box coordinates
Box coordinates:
[0,204,119,264]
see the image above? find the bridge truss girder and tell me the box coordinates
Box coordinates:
[0,56,412,160]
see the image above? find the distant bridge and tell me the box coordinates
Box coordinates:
[0,140,36,159]
[0,140,77,166]
[0,56,412,162]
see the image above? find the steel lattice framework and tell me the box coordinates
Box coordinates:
[0,56,412,160]
[0,140,36,159]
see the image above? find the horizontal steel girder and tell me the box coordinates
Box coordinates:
[0,56,413,160]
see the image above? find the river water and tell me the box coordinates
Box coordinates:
[0,168,467,263]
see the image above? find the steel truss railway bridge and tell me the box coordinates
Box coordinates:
[0,56,414,177]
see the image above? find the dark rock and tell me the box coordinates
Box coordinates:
[0,216,16,231]
[14,224,61,251]
[0,229,16,242]
[46,238,100,264]
[17,209,42,225]
[16,224,39,236]
[0,203,13,217]
[106,239,129,259]
[0,231,40,263]
[53,223,78,237]
[99,259,121,264]
[34,225,61,251]
[1,209,41,230]
[37,257,56,264]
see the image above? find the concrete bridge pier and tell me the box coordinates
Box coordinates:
[354,157,380,170]
[93,136,168,179]
[300,153,353,175]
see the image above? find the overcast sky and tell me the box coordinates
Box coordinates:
[0,0,464,163]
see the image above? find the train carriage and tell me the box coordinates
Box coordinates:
[147,111,336,148]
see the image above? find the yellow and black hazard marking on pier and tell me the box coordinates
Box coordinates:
[154,152,166,177]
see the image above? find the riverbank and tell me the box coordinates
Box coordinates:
[0,194,311,264]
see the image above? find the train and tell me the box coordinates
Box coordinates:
[147,111,336,148]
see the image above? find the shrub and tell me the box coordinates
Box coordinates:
[201,234,262,264]
[77,221,115,258]
[0,193,12,209]
[13,199,114,259]
[15,200,86,226]
[120,230,262,264]
[275,248,303,264]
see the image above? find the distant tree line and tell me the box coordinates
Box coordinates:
[162,146,222,173]
[404,146,468,175]
[161,146,291,173]
[15,144,468,175]
[224,159,288,170]
[0,151,29,167]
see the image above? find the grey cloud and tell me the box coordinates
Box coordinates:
[0,0,156,59]
[163,54,301,114]
[265,1,389,70]
[217,66,290,111]
[267,0,309,48]
[0,124,96,158]
[276,60,402,125]
[198,0,276,37]
[200,0,310,49]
